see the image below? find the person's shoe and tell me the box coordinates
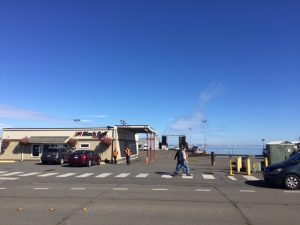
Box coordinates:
[173,172,179,176]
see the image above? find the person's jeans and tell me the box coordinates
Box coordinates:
[175,160,190,175]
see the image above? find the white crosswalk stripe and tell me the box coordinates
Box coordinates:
[95,173,112,178]
[0,177,19,180]
[0,171,8,174]
[228,176,237,181]
[135,173,149,178]
[2,172,24,176]
[76,173,94,178]
[161,174,173,179]
[243,175,260,181]
[202,174,215,180]
[38,173,59,177]
[182,174,193,179]
[115,173,130,178]
[19,172,41,177]
[56,173,77,178]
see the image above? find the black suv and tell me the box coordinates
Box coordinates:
[263,152,300,189]
[41,148,71,165]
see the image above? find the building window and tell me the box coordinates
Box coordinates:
[32,144,41,157]
[80,143,90,149]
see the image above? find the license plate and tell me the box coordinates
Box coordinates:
[74,156,78,159]
[47,155,51,157]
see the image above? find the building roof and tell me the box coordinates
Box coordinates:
[266,141,294,145]
[116,125,157,134]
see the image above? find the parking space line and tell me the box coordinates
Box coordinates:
[2,172,24,176]
[56,173,77,178]
[38,173,59,177]
[195,189,211,192]
[239,190,256,193]
[135,173,149,178]
[76,173,94,178]
[115,173,130,178]
[95,173,112,178]
[113,188,128,191]
[202,174,215,180]
[19,172,41,177]
[71,187,87,190]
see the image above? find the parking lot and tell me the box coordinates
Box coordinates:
[1,150,300,225]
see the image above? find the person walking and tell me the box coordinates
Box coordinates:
[124,147,132,165]
[174,145,191,176]
[113,148,118,164]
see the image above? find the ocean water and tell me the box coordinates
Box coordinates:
[205,145,263,156]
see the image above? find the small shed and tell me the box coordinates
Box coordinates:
[266,141,295,164]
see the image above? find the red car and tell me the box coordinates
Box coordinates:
[68,150,101,167]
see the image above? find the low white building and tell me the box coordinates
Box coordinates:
[0,125,157,161]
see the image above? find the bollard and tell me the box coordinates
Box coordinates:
[236,157,242,173]
[229,157,233,176]
[264,157,269,168]
[211,152,215,166]
[246,158,251,176]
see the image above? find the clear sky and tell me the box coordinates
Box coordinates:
[0,0,299,145]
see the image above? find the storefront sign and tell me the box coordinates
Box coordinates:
[75,131,106,139]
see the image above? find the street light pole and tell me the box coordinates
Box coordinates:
[202,120,207,151]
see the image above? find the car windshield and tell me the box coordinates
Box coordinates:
[45,149,59,153]
[286,153,300,164]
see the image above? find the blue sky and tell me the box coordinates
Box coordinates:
[0,0,299,145]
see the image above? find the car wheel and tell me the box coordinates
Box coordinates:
[284,174,300,190]
[69,163,73,167]
[97,159,100,165]
[42,161,47,165]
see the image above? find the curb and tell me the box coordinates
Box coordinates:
[0,160,16,163]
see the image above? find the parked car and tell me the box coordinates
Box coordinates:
[68,150,101,167]
[41,148,70,165]
[263,152,300,189]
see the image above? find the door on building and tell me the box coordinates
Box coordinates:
[32,144,41,157]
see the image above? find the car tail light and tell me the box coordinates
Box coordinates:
[81,154,87,160]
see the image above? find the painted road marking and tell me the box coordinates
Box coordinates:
[195,189,211,192]
[115,173,130,178]
[2,172,24,176]
[0,187,7,190]
[202,174,215,180]
[38,173,59,177]
[0,171,8,174]
[161,175,173,179]
[182,174,193,179]
[71,188,87,190]
[0,177,19,180]
[76,173,94,178]
[284,191,300,193]
[95,173,112,178]
[113,188,128,191]
[135,173,149,178]
[243,175,260,181]
[33,188,49,190]
[228,176,237,181]
[152,188,168,191]
[56,173,77,178]
[240,190,256,193]
[19,172,41,177]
